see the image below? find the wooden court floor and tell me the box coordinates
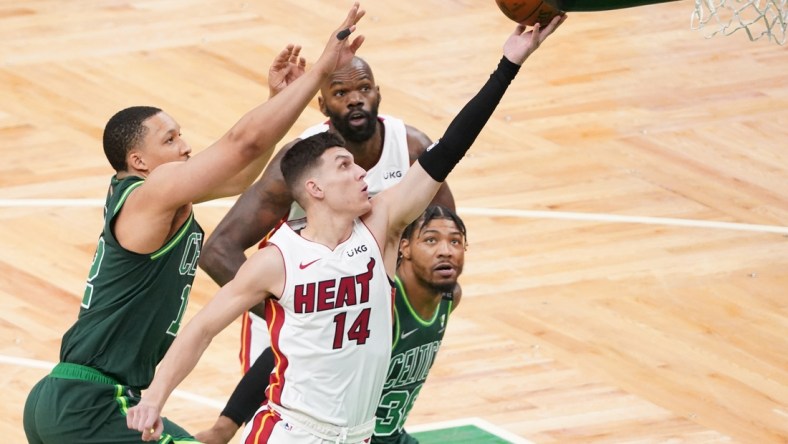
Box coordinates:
[1,1,787,442]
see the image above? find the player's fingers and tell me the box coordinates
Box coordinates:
[140,417,161,441]
[125,408,136,429]
[128,408,146,431]
[540,13,566,38]
[336,25,355,41]
[513,23,527,36]
[353,8,366,25]
[336,3,365,39]
[289,45,301,63]
[348,34,365,53]
[340,2,361,28]
[273,44,294,68]
[530,22,542,45]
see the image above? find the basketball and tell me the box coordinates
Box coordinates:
[495,0,562,27]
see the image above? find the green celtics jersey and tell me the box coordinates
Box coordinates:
[373,276,453,443]
[59,176,203,389]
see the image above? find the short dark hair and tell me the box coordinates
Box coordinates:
[102,106,161,172]
[280,131,346,193]
[402,205,467,243]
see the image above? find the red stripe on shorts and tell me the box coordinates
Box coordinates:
[245,408,281,444]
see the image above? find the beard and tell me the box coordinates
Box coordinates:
[328,106,379,143]
[428,280,457,294]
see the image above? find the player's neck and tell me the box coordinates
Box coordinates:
[398,269,443,321]
[299,209,355,251]
[115,170,145,180]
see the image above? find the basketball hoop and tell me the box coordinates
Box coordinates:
[691,0,788,44]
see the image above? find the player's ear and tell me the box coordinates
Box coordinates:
[127,150,147,172]
[399,238,411,259]
[318,96,328,117]
[305,178,323,199]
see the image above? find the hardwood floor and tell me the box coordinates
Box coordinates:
[1,0,786,442]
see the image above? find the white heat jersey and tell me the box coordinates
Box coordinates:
[264,219,393,427]
[243,115,411,367]
[286,114,411,228]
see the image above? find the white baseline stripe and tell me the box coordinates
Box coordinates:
[2,198,786,235]
[2,355,532,441]
[408,417,535,444]
[0,354,223,409]
[460,207,788,235]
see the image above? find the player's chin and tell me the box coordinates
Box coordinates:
[431,271,457,287]
[430,279,457,294]
[356,199,373,216]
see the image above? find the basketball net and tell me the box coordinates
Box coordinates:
[691,0,787,44]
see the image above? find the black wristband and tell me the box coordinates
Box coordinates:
[418,56,521,182]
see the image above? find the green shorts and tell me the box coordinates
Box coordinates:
[372,430,420,444]
[23,362,198,444]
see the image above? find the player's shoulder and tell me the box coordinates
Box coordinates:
[247,241,286,268]
[387,116,431,162]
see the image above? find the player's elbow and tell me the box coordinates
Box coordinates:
[199,237,233,283]
[226,126,272,160]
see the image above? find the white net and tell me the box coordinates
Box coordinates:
[691,0,788,44]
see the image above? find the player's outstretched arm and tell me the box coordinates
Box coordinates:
[555,0,678,11]
[134,3,366,212]
[405,125,457,212]
[207,44,306,199]
[126,247,283,441]
[377,16,566,237]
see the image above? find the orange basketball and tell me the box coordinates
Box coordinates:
[495,0,562,27]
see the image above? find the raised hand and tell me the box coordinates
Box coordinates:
[503,13,567,65]
[268,44,307,98]
[313,2,366,75]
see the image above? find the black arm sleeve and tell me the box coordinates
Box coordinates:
[558,0,679,11]
[220,346,276,426]
[417,56,520,182]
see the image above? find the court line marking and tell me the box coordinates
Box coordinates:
[1,198,787,235]
[1,355,530,441]
[408,417,536,444]
[0,354,224,409]
[2,198,786,439]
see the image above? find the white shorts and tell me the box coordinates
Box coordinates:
[240,405,373,444]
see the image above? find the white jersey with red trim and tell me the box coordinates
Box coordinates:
[287,114,411,228]
[242,115,412,369]
[264,219,393,427]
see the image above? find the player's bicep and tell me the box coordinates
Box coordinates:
[140,149,251,211]
[430,182,456,211]
[381,161,442,231]
[215,173,291,249]
[234,247,285,303]
[196,248,283,335]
